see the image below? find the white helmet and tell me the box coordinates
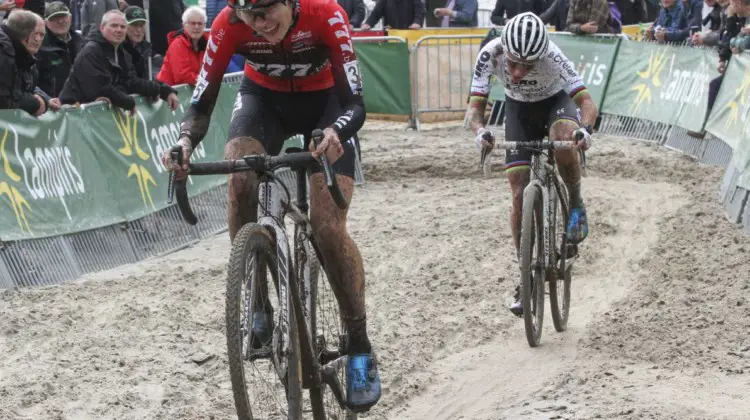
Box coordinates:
[501,12,549,62]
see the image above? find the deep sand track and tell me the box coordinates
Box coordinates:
[2,122,749,420]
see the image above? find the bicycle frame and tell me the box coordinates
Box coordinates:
[255,167,350,410]
[523,149,570,275]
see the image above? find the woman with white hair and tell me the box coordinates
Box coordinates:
[156,6,208,86]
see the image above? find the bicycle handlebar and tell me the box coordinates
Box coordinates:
[166,129,349,226]
[493,130,586,150]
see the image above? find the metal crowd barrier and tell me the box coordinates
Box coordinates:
[410,34,486,130]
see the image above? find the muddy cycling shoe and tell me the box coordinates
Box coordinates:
[250,308,274,349]
[509,284,523,317]
[567,206,589,245]
[346,353,381,412]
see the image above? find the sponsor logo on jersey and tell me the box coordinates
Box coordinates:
[291,30,312,42]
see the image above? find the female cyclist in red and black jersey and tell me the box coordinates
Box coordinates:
[161,0,380,411]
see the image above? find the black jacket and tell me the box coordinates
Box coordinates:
[123,38,152,80]
[59,29,176,110]
[0,25,48,115]
[37,29,84,98]
[149,0,186,56]
[364,0,426,29]
[491,0,546,26]
[338,0,367,27]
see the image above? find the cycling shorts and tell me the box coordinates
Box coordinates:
[503,90,581,172]
[227,78,357,179]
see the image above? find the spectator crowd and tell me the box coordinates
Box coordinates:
[0,0,748,121]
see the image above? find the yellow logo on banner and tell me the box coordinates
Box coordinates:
[0,126,32,234]
[113,110,157,210]
[630,48,669,115]
[725,68,750,130]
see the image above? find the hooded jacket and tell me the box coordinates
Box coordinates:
[156,29,207,87]
[59,29,176,110]
[0,24,49,115]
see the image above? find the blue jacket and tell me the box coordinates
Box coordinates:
[653,2,689,43]
[448,0,479,27]
[674,0,703,40]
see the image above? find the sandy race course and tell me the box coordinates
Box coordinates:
[2,122,750,420]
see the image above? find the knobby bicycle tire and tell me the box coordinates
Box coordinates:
[226,223,303,420]
[302,238,357,420]
[521,187,546,348]
[548,180,572,333]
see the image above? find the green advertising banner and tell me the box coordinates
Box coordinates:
[705,54,750,151]
[85,84,237,223]
[0,84,240,241]
[355,42,412,115]
[0,109,122,241]
[601,39,719,131]
[488,33,622,109]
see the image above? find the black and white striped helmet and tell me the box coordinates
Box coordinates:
[501,12,549,62]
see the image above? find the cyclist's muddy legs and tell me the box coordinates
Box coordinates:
[308,173,371,354]
[550,120,583,208]
[508,169,531,256]
[225,137,266,240]
[225,137,269,302]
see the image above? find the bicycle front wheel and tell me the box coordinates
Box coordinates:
[226,223,302,420]
[520,186,546,348]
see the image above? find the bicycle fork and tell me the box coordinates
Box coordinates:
[256,178,292,380]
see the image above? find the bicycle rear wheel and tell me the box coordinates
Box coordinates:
[226,223,302,420]
[521,186,546,348]
[548,181,572,332]
[301,239,357,420]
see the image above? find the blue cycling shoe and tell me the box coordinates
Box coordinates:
[567,205,589,245]
[346,353,381,412]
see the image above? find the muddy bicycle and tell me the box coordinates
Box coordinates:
[483,132,586,348]
[167,129,358,420]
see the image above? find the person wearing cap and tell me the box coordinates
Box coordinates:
[122,5,153,79]
[155,6,207,86]
[59,10,179,113]
[37,1,83,98]
[0,9,57,115]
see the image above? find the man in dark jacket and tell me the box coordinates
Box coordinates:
[148,0,185,56]
[37,2,83,98]
[361,0,426,29]
[539,0,570,30]
[122,6,153,80]
[59,9,179,113]
[338,0,367,28]
[490,0,546,25]
[0,10,56,116]
[613,0,648,24]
